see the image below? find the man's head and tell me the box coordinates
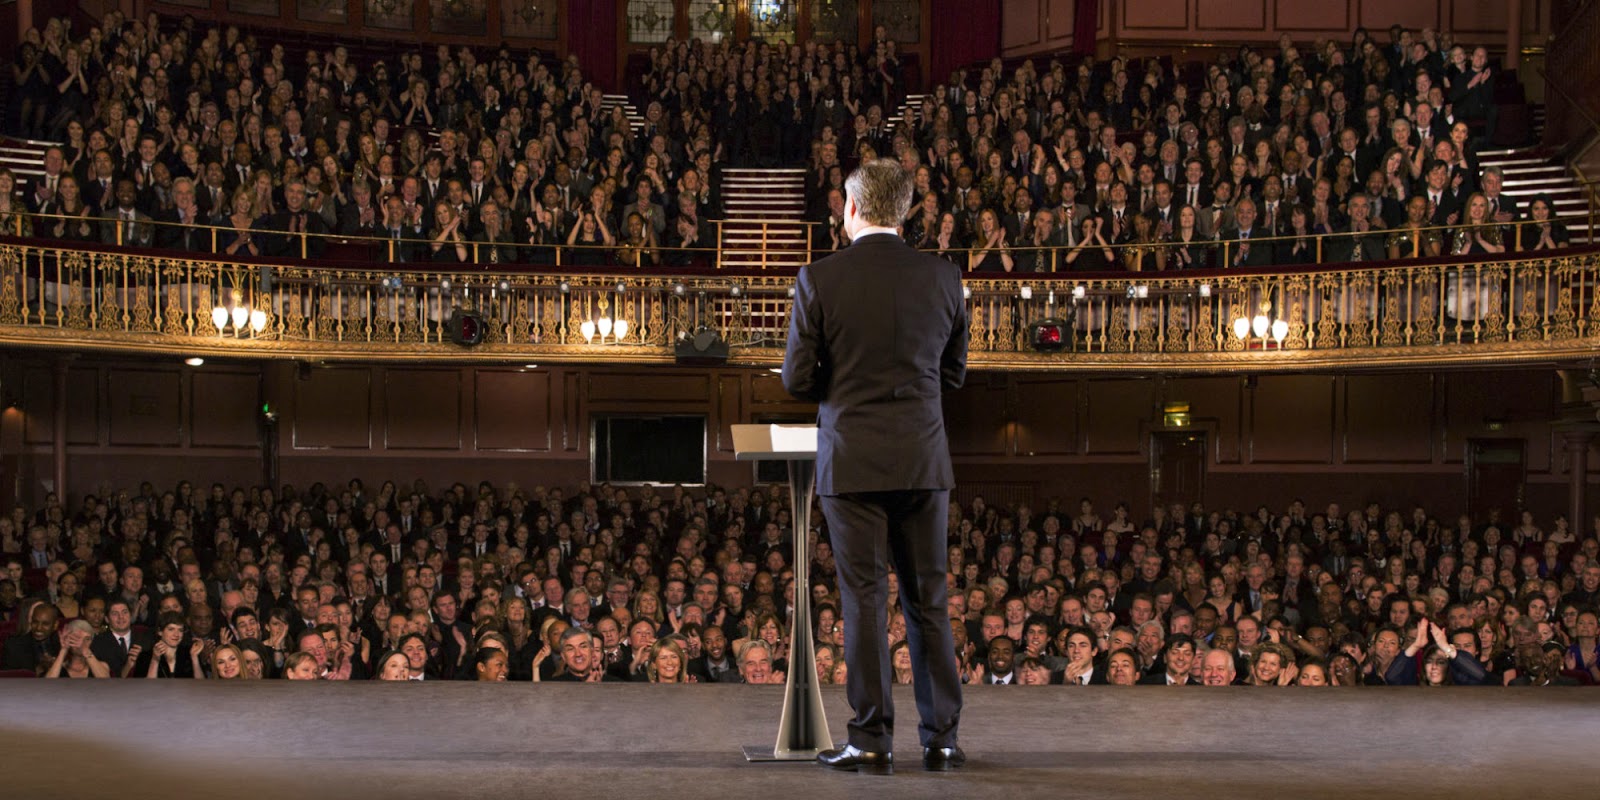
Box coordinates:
[738,639,774,684]
[986,635,1016,676]
[559,627,596,676]
[1201,648,1236,686]
[842,158,914,240]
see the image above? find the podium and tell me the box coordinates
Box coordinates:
[731,424,833,762]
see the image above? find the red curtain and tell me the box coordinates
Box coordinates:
[929,0,1001,85]
[1073,0,1098,55]
[567,0,619,92]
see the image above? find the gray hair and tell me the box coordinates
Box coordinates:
[844,158,914,228]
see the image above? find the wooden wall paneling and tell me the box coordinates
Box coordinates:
[1248,375,1335,464]
[1083,378,1153,455]
[1196,0,1265,31]
[21,366,98,446]
[1122,0,1189,30]
[1165,376,1242,464]
[107,368,183,447]
[714,372,745,453]
[944,377,1010,456]
[1045,0,1075,39]
[1002,0,1044,49]
[586,372,710,406]
[291,366,372,449]
[473,368,552,452]
[1013,376,1080,456]
[383,368,462,450]
[1439,370,1556,469]
[562,370,583,452]
[189,370,261,448]
[1342,373,1433,464]
[1358,0,1440,32]
[1274,0,1350,31]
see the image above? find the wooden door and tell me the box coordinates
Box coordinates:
[1151,431,1207,515]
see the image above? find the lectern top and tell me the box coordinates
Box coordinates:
[731,424,818,461]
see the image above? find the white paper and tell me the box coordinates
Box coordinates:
[769,424,818,453]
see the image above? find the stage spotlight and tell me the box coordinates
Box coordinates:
[675,326,729,365]
[1028,318,1073,353]
[448,309,485,347]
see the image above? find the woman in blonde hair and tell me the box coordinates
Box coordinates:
[647,637,691,683]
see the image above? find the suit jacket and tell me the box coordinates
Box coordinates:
[92,629,156,676]
[98,208,154,246]
[153,208,213,252]
[782,232,968,495]
[1218,227,1276,267]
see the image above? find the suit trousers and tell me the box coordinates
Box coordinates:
[821,489,961,752]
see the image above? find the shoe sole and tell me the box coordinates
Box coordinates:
[923,761,964,771]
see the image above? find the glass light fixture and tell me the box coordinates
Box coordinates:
[1019,286,1033,300]
[1072,285,1086,300]
[231,305,249,330]
[1271,319,1289,342]
[1232,317,1251,339]
[597,317,613,337]
[614,319,630,340]
[1251,313,1270,338]
[184,357,205,367]
[250,309,268,332]
[580,320,596,343]
[211,306,229,329]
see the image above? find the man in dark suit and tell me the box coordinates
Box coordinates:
[1219,199,1275,267]
[1137,635,1200,685]
[91,598,155,677]
[783,159,968,775]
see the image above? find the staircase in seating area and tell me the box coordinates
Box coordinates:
[0,137,51,193]
[1477,144,1594,244]
[718,168,811,268]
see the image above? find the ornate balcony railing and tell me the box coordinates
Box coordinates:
[1,237,1599,372]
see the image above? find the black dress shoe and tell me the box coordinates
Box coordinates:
[922,746,966,771]
[817,744,894,775]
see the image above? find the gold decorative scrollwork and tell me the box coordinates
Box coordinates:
[1514,263,1543,342]
[1107,306,1129,353]
[0,248,20,324]
[1412,271,1438,345]
[1315,274,1341,348]
[1480,266,1507,342]
[1379,272,1405,347]
[1550,261,1577,340]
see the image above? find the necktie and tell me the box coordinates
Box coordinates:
[1188,186,1197,206]
[34,551,47,568]
[118,635,128,653]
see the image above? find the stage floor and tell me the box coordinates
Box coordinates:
[1,683,1597,799]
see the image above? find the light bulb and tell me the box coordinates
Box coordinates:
[250,309,268,332]
[580,320,596,343]
[613,319,629,340]
[231,305,249,329]
[211,306,229,329]
[1135,285,1149,299]
[597,317,613,337]
[1019,286,1033,300]
[1072,285,1086,300]
[1271,319,1288,342]
[1251,314,1270,338]
[1199,283,1212,297]
[1232,317,1251,339]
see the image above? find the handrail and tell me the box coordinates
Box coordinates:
[2,240,1598,373]
[0,208,1586,274]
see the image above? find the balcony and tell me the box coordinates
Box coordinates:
[2,216,1599,373]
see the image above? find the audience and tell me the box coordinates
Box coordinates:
[2,477,1598,689]
[2,13,1576,272]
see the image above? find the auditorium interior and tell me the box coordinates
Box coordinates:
[1,0,1600,797]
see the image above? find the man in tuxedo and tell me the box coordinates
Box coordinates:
[784,159,967,774]
[98,180,154,247]
[1138,635,1200,684]
[91,598,155,677]
[154,178,212,251]
[1220,199,1275,267]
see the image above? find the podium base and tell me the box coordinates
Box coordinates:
[741,745,825,762]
